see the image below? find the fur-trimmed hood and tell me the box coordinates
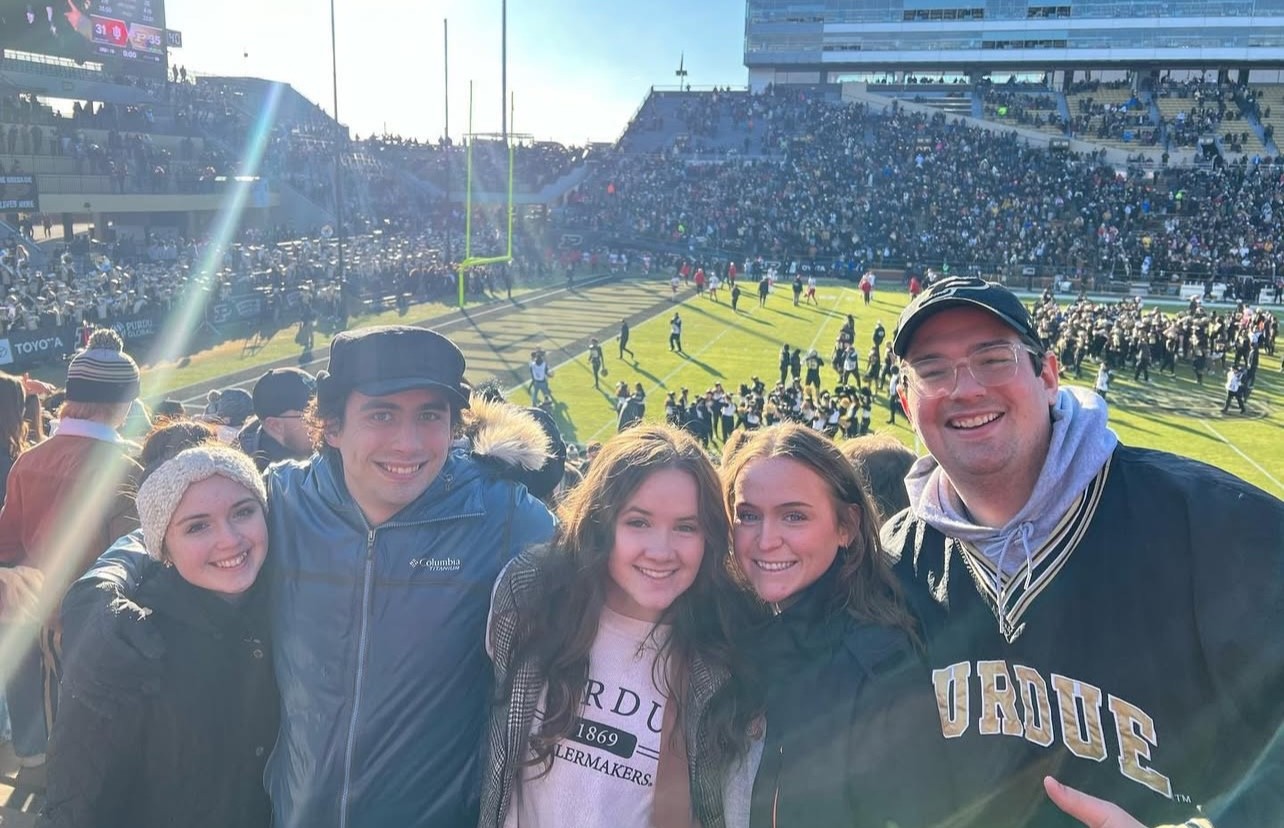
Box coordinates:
[458,397,564,500]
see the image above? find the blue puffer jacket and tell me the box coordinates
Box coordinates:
[263,449,554,828]
[63,447,554,828]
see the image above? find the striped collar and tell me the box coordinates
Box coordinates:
[953,461,1112,643]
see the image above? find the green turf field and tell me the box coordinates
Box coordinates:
[516,279,1284,499]
[125,274,1281,499]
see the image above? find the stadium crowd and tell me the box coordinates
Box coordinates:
[563,87,1284,294]
[363,137,597,194]
[0,228,465,336]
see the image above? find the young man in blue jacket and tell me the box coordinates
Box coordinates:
[60,325,556,828]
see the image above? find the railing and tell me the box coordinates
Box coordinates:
[649,85,751,93]
[0,153,83,175]
[35,172,258,197]
[616,89,658,147]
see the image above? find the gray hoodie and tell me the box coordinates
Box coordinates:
[903,386,1118,639]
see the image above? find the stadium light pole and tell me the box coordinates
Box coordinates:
[501,0,507,144]
[330,0,346,312]
[444,18,452,268]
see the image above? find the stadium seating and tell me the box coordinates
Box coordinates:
[566,87,1284,292]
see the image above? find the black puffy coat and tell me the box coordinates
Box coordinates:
[40,563,279,828]
[748,561,958,828]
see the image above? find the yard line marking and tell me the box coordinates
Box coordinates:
[1200,420,1284,496]
[178,273,619,406]
[502,286,687,397]
[804,289,848,354]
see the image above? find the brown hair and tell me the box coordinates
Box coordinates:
[304,387,463,460]
[498,424,756,777]
[0,374,26,460]
[838,435,916,528]
[138,421,218,483]
[722,423,917,636]
[23,392,44,446]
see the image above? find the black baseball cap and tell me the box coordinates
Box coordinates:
[318,325,471,409]
[253,368,317,418]
[892,277,1040,358]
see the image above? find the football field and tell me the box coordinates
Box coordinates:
[136,274,1283,499]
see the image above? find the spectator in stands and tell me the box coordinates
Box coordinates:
[40,444,277,828]
[480,424,756,827]
[561,89,1284,290]
[62,325,555,828]
[202,387,254,443]
[722,422,956,826]
[838,434,916,527]
[0,373,29,505]
[236,368,317,470]
[0,330,143,768]
[885,275,1284,827]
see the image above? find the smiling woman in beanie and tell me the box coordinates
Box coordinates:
[0,327,144,768]
[39,444,278,828]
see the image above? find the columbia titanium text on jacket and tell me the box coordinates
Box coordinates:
[265,449,554,828]
[63,445,554,828]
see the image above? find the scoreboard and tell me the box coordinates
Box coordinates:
[88,0,166,66]
[0,0,168,76]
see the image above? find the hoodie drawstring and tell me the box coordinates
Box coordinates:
[994,521,1036,642]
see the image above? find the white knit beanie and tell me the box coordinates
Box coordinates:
[136,445,268,560]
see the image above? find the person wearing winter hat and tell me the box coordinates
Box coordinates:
[202,386,253,425]
[0,328,142,767]
[42,444,278,828]
[236,368,316,471]
[65,324,555,828]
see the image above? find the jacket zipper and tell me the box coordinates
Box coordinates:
[772,744,784,828]
[339,528,378,828]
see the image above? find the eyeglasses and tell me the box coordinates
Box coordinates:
[902,342,1042,398]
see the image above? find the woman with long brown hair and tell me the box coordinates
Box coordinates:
[481,424,756,828]
[0,373,28,504]
[722,423,955,827]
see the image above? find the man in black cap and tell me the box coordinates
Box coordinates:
[882,277,1284,827]
[64,325,555,828]
[235,367,317,470]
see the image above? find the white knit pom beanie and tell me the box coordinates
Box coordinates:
[136,445,268,560]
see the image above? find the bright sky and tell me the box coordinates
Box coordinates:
[165,0,746,146]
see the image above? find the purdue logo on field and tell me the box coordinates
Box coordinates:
[933,660,1172,798]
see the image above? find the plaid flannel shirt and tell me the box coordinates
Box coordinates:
[478,547,732,828]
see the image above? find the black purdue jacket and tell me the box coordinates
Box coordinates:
[883,444,1284,827]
